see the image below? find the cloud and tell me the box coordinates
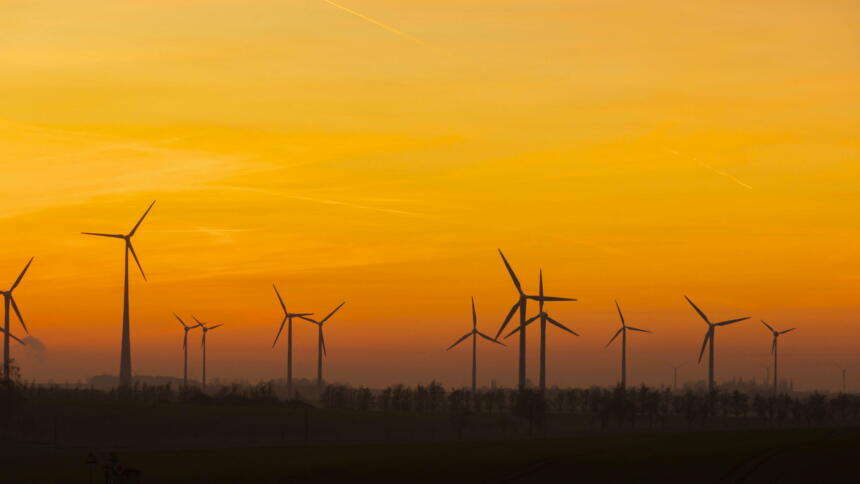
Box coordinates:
[22,335,45,361]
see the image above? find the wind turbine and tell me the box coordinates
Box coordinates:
[271,285,313,398]
[503,270,577,393]
[671,363,686,391]
[174,313,201,388]
[760,321,795,395]
[606,301,651,390]
[447,297,504,393]
[1,257,33,383]
[495,251,573,390]
[835,365,850,394]
[303,302,345,395]
[82,200,155,389]
[193,317,223,388]
[685,296,749,394]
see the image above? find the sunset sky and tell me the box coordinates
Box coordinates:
[1,0,858,391]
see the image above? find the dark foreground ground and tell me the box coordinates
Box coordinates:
[2,425,858,483]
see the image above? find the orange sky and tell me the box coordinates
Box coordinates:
[1,0,858,391]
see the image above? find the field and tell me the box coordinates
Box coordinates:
[2,398,858,483]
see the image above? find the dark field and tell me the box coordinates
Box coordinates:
[2,398,858,484]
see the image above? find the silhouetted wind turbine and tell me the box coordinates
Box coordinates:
[672,363,686,391]
[503,270,577,393]
[447,297,504,393]
[272,285,313,398]
[82,200,155,389]
[835,365,850,394]
[1,257,33,383]
[761,320,795,395]
[606,301,651,390]
[685,296,749,394]
[303,302,345,395]
[495,251,573,390]
[174,313,201,388]
[193,317,222,388]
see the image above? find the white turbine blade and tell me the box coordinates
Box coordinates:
[614,300,625,326]
[272,317,287,347]
[761,320,775,332]
[606,327,623,347]
[127,242,147,281]
[272,284,287,314]
[81,232,124,239]
[684,296,711,324]
[697,330,711,363]
[495,300,521,340]
[174,313,188,328]
[546,315,579,336]
[10,257,34,291]
[716,317,749,327]
[779,328,796,335]
[447,332,471,351]
[497,249,523,295]
[626,326,651,333]
[128,200,156,236]
[319,302,345,324]
[476,331,505,346]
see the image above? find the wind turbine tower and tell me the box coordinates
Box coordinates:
[82,201,155,389]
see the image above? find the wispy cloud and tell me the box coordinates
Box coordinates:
[669,150,753,190]
[208,185,433,218]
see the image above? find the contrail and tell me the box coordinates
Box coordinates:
[319,0,432,49]
[669,150,753,190]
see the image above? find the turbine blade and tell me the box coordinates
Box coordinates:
[9,296,28,334]
[716,317,749,326]
[10,257,33,291]
[761,320,775,332]
[128,200,156,236]
[0,327,25,345]
[209,324,223,330]
[771,337,776,354]
[321,330,327,357]
[504,313,539,339]
[272,285,287,314]
[685,296,711,324]
[127,242,147,281]
[615,300,625,326]
[538,269,544,312]
[81,232,124,239]
[498,249,523,295]
[697,330,711,363]
[272,318,286,347]
[779,328,796,335]
[298,315,319,324]
[471,297,477,329]
[174,313,188,328]
[495,300,521,340]
[526,296,576,302]
[626,326,651,333]
[319,302,345,324]
[606,327,623,347]
[546,316,579,336]
[183,333,187,350]
[447,332,471,351]
[201,332,206,348]
[192,315,204,326]
[477,331,505,346]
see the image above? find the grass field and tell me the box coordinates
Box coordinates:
[3,425,858,483]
